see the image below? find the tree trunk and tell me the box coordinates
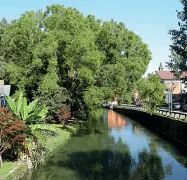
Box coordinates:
[0,154,3,168]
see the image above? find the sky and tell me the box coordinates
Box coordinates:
[0,0,183,74]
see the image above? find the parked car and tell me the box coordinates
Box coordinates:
[172,102,181,110]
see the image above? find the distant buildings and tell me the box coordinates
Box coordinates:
[155,71,186,94]
[155,70,187,102]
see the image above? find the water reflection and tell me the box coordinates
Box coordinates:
[132,122,145,136]
[131,143,171,180]
[24,109,187,180]
[108,110,127,129]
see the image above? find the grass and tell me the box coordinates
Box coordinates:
[44,127,71,156]
[0,161,27,180]
[0,161,15,177]
[6,163,27,180]
[41,122,81,157]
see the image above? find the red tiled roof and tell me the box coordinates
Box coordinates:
[155,71,177,80]
[155,71,187,80]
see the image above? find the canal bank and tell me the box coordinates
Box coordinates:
[113,106,187,147]
[22,109,187,180]
[0,124,80,180]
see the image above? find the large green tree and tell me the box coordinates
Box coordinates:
[95,20,151,103]
[2,11,49,97]
[1,5,152,118]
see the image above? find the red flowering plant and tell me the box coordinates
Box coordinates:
[55,105,72,124]
[0,106,27,167]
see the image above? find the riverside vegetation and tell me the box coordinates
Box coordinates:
[0,4,165,179]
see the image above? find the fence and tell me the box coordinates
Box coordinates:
[119,104,187,121]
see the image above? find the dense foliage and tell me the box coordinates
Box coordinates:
[136,74,165,113]
[0,107,27,167]
[6,92,48,125]
[167,0,187,80]
[0,4,152,119]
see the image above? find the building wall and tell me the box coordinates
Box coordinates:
[162,80,181,94]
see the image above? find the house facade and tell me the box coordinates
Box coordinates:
[155,70,187,102]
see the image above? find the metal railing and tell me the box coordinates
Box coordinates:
[118,104,187,122]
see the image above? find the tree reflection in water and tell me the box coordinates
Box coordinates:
[131,144,166,180]
[27,110,173,180]
[31,140,171,180]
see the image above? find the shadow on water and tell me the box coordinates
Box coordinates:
[30,136,172,179]
[23,109,187,180]
[30,143,171,180]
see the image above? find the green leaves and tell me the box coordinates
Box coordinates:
[27,99,39,114]
[84,86,104,111]
[21,97,28,121]
[168,1,187,80]
[5,96,16,114]
[6,92,48,124]
[136,74,165,113]
[17,91,24,114]
[29,124,57,132]
[2,5,152,117]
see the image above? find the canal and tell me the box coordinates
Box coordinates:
[23,109,187,180]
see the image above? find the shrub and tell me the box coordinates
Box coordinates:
[0,106,27,167]
[55,105,71,124]
[33,87,69,123]
[6,92,48,125]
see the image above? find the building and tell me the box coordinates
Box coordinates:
[0,80,11,107]
[155,70,187,102]
[0,80,11,96]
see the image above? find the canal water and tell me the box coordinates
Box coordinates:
[24,109,187,180]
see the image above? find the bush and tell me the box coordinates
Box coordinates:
[55,105,71,124]
[0,106,27,167]
[33,87,70,123]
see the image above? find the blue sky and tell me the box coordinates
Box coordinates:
[0,0,183,74]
